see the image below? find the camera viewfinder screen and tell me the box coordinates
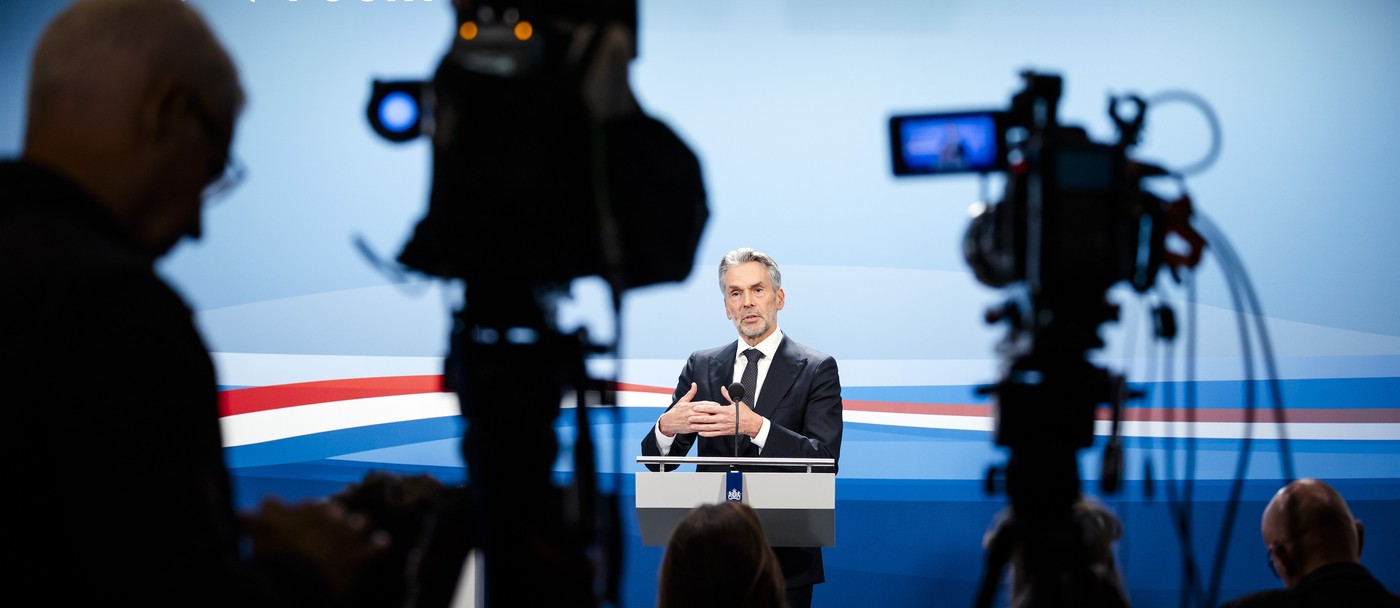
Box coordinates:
[891,112,1002,175]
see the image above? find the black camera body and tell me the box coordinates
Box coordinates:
[967,75,1165,294]
[365,3,710,606]
[374,0,707,290]
[892,71,1208,608]
[892,73,1167,317]
[963,74,1170,460]
[893,73,1172,452]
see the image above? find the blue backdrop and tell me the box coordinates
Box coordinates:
[3,1,1398,606]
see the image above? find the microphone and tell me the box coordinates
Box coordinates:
[727,382,746,459]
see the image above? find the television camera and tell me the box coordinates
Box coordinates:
[891,71,1205,607]
[366,1,708,605]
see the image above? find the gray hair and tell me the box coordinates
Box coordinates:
[718,248,782,293]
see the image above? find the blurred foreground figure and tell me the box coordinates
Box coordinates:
[658,502,786,608]
[982,496,1130,608]
[1,1,380,605]
[329,472,449,608]
[1223,478,1400,608]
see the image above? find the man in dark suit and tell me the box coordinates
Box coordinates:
[641,247,843,608]
[1223,478,1400,607]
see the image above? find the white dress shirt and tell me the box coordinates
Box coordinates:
[653,328,783,455]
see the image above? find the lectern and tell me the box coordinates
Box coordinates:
[634,456,836,547]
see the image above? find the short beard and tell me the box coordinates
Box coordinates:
[738,318,769,340]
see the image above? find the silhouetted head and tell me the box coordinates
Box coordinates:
[1262,478,1365,588]
[23,0,244,256]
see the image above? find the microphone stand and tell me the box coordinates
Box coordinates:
[728,382,746,460]
[724,382,747,503]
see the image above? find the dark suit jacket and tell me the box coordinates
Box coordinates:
[1222,562,1400,608]
[0,161,329,607]
[640,334,843,588]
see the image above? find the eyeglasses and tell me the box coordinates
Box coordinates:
[201,155,246,204]
[186,96,246,204]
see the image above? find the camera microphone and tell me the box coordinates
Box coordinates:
[727,382,746,459]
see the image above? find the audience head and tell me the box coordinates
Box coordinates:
[331,471,447,541]
[23,0,244,256]
[658,501,785,608]
[1072,497,1126,588]
[983,496,1128,607]
[328,471,449,608]
[1262,478,1365,588]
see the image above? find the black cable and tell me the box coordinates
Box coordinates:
[1111,293,1144,587]
[1119,289,1141,386]
[1159,306,1202,608]
[1143,90,1223,178]
[1149,288,1207,608]
[1195,213,1295,482]
[352,233,431,296]
[1189,212,1297,606]
[1126,298,1158,597]
[1181,273,1215,608]
[1190,217,1258,608]
[1118,90,1227,606]
[1099,290,1140,499]
[1150,291,1190,608]
[1182,271,1201,607]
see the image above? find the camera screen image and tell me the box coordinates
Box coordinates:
[890,111,1004,176]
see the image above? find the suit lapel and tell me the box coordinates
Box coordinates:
[756,336,805,416]
[709,343,740,455]
[709,342,738,401]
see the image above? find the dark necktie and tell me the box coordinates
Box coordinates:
[741,348,764,410]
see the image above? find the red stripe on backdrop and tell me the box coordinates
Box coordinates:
[1110,407,1400,424]
[219,375,445,417]
[842,400,992,418]
[611,382,675,395]
[218,378,668,417]
[217,378,1398,425]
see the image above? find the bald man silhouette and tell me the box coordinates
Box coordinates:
[1223,478,1400,607]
